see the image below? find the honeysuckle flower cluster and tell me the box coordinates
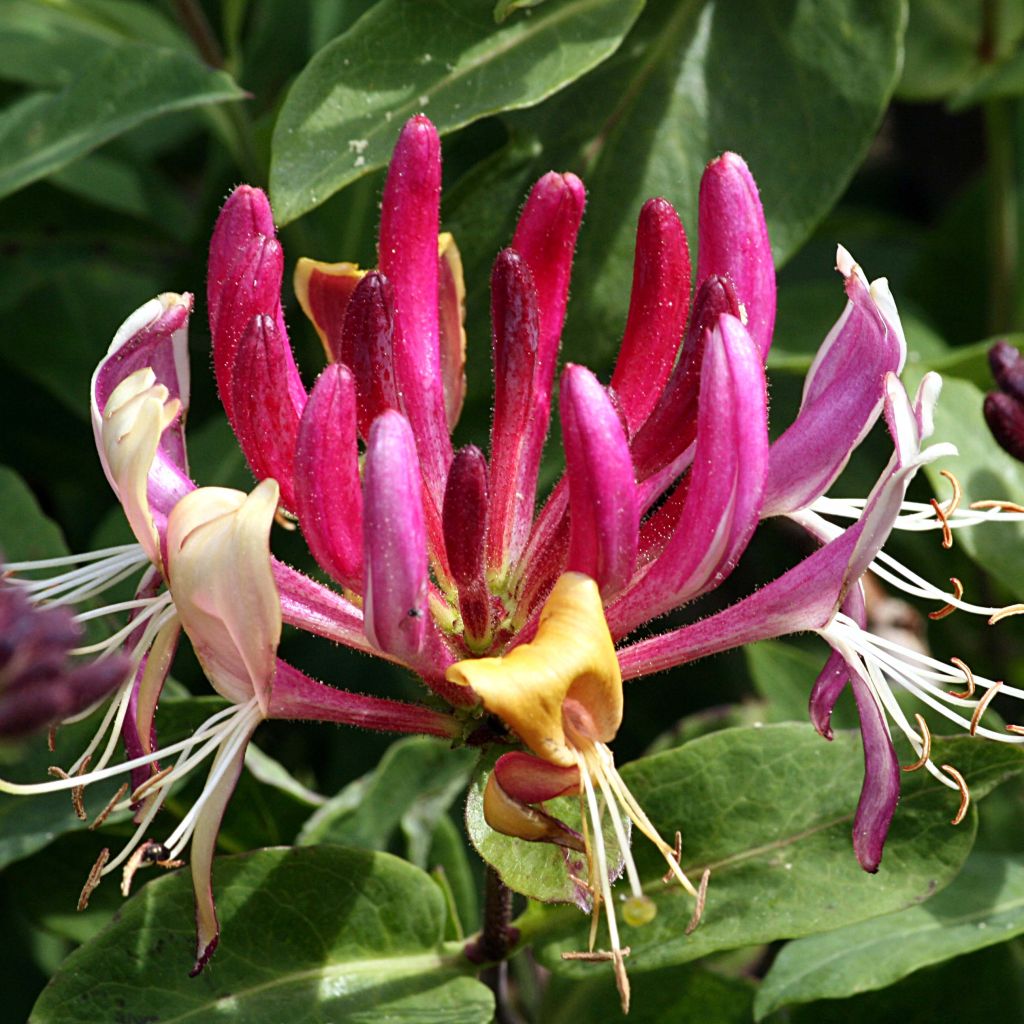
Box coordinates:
[4,113,1024,1010]
[985,340,1024,462]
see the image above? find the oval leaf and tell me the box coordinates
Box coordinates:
[531,723,1024,973]
[269,0,643,224]
[755,850,1024,1018]
[30,846,494,1024]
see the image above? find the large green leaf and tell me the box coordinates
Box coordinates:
[29,846,494,1024]
[898,0,1024,102]
[755,851,1024,1018]
[0,44,244,202]
[0,466,68,562]
[783,940,1024,1023]
[528,724,1024,973]
[541,962,754,1023]
[0,0,187,89]
[298,736,477,868]
[268,0,644,223]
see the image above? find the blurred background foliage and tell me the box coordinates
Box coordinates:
[3,0,1024,1021]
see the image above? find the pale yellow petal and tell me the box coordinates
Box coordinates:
[166,480,281,713]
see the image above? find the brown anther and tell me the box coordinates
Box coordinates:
[561,947,631,962]
[970,499,1024,513]
[561,947,633,1012]
[129,765,173,804]
[988,604,1024,625]
[929,498,953,549]
[1006,723,1024,735]
[939,470,962,517]
[685,868,711,935]
[902,714,932,772]
[970,681,1003,736]
[47,726,57,753]
[89,783,128,831]
[948,657,976,699]
[928,577,964,620]
[274,507,297,531]
[662,830,683,884]
[48,756,91,820]
[941,764,971,825]
[77,847,109,911]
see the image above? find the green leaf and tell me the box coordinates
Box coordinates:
[541,962,754,1023]
[490,0,905,383]
[905,372,1024,597]
[0,44,244,202]
[466,747,624,905]
[785,940,1024,1023]
[898,0,1024,102]
[29,846,494,1024]
[269,0,644,224]
[495,0,552,23]
[756,851,1024,1018]
[0,466,68,562]
[0,0,187,89]
[529,724,1024,973]
[298,736,477,868]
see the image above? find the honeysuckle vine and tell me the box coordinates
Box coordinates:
[3,114,1023,1011]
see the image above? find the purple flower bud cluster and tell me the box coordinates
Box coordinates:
[0,582,127,739]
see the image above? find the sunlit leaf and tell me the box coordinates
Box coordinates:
[269,0,643,223]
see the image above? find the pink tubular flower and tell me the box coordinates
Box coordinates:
[6,115,1022,1005]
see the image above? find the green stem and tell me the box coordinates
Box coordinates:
[985,98,1019,334]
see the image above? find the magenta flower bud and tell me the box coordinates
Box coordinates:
[630,274,741,480]
[363,411,429,660]
[487,248,541,580]
[561,365,638,598]
[611,198,692,433]
[208,187,293,426]
[511,171,586,385]
[443,446,491,643]
[697,152,776,360]
[379,117,452,503]
[229,314,306,511]
[294,365,364,591]
[341,271,400,440]
[609,313,768,636]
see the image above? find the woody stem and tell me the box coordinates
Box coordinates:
[466,866,518,964]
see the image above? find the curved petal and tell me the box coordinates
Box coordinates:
[99,369,183,567]
[166,480,281,713]
[447,573,620,768]
[190,712,260,975]
[293,257,365,362]
[763,248,907,516]
[91,292,192,479]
